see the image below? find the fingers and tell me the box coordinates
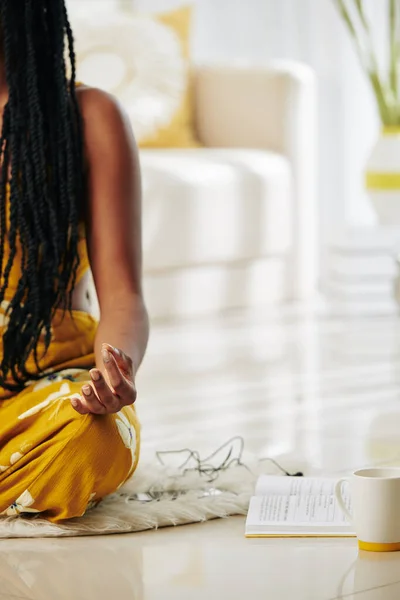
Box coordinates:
[102,347,137,405]
[70,394,88,415]
[89,369,120,413]
[70,390,104,415]
[80,383,107,414]
[103,343,134,377]
[102,347,127,392]
[69,344,137,415]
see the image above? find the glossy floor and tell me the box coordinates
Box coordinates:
[3,307,400,599]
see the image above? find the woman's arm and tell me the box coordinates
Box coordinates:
[71,87,149,415]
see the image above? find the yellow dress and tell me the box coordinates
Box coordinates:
[0,195,140,522]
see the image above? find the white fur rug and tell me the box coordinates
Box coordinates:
[0,440,305,539]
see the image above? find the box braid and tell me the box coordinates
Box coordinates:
[0,0,85,391]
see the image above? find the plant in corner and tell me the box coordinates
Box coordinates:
[335,0,400,224]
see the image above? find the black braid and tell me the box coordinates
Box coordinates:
[0,0,84,392]
[0,106,10,286]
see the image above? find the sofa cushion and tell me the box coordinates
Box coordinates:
[140,149,292,272]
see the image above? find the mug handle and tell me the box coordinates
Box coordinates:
[335,478,353,523]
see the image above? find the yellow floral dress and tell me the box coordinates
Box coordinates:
[0,215,140,522]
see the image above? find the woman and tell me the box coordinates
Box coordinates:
[0,0,149,521]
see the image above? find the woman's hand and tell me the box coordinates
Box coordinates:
[70,343,137,415]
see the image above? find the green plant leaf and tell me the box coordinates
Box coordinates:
[390,0,398,98]
[334,0,400,125]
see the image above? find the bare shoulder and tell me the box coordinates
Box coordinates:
[75,85,136,153]
[75,85,124,123]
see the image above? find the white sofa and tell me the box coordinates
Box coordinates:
[140,62,317,320]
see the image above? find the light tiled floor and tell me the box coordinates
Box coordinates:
[3,306,400,599]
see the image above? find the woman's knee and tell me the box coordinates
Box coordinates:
[74,410,138,486]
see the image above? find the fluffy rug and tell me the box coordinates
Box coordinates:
[0,438,304,539]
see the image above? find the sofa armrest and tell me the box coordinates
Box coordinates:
[194,62,318,299]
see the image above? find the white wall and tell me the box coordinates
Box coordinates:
[67,0,118,16]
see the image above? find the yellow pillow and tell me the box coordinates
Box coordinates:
[139,6,199,149]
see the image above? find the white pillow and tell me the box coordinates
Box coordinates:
[72,13,186,141]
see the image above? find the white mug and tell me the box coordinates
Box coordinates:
[335,467,400,552]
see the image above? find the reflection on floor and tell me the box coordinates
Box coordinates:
[3,307,400,599]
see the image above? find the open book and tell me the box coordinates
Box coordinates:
[245,476,355,538]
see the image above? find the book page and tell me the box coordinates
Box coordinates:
[247,493,351,526]
[255,476,338,498]
[246,487,352,532]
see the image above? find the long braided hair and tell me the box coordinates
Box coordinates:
[0,0,85,391]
